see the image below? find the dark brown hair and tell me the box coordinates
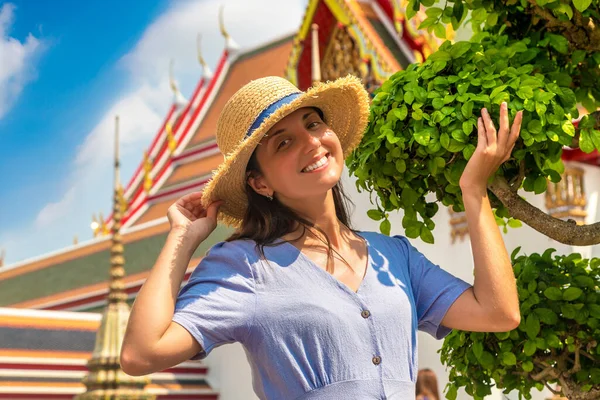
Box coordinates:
[226,108,355,272]
[416,368,440,400]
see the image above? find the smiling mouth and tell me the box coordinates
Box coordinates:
[302,153,330,173]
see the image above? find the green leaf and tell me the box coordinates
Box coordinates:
[517,86,534,100]
[450,42,471,58]
[420,225,434,244]
[428,51,451,62]
[414,130,431,146]
[524,340,537,356]
[396,159,407,173]
[522,360,534,372]
[525,314,541,339]
[462,144,476,160]
[425,6,443,18]
[502,352,517,366]
[546,33,569,54]
[544,287,563,301]
[563,287,583,301]
[573,0,592,12]
[393,105,408,121]
[461,101,474,118]
[380,219,391,236]
[580,129,596,153]
[562,120,575,137]
[433,23,446,39]
[527,119,542,134]
[534,308,558,325]
[404,91,415,104]
[590,129,600,150]
[471,8,487,22]
[533,176,547,194]
[472,341,484,359]
[401,187,420,207]
[367,209,384,221]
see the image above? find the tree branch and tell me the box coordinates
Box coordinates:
[526,0,600,51]
[488,176,600,245]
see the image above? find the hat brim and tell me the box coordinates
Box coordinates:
[201,75,370,227]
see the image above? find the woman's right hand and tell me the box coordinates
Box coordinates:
[167,191,223,248]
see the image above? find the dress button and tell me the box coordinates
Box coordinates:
[372,356,381,365]
[361,310,371,318]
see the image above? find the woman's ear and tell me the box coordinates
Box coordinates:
[247,171,273,198]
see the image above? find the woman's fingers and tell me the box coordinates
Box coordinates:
[499,102,510,147]
[477,117,487,148]
[481,108,497,146]
[509,110,524,147]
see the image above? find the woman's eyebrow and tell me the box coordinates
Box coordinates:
[302,111,317,120]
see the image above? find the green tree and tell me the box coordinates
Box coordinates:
[347,0,600,398]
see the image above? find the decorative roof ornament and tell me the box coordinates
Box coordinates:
[76,116,155,400]
[169,59,188,110]
[0,249,4,268]
[91,213,108,237]
[545,165,587,224]
[73,236,78,245]
[219,5,240,53]
[165,122,177,154]
[448,207,469,243]
[197,34,213,79]
[311,23,321,86]
[143,151,154,193]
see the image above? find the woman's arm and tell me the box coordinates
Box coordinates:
[120,193,221,376]
[441,102,523,332]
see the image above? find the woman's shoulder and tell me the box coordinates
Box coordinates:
[199,239,263,272]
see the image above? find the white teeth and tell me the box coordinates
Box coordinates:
[303,155,328,172]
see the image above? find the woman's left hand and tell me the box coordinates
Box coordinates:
[459,101,523,191]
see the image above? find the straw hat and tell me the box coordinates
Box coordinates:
[201,75,370,227]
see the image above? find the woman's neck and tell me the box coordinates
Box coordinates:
[283,189,346,247]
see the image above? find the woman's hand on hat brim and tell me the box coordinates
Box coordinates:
[167,191,223,248]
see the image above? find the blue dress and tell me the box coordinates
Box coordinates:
[173,231,471,399]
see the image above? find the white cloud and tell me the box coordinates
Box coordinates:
[35,187,76,228]
[0,2,44,120]
[0,0,305,264]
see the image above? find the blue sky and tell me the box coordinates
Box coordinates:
[1,0,306,264]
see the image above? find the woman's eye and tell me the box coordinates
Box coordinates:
[277,139,290,150]
[307,121,320,129]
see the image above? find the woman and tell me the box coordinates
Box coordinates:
[416,368,440,400]
[121,75,522,399]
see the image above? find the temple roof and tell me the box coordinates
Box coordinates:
[0,33,293,311]
[0,307,218,399]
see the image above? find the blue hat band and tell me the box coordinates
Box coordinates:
[245,92,302,139]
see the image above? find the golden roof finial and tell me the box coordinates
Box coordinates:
[169,59,188,109]
[311,23,321,86]
[219,5,240,53]
[165,122,177,154]
[143,150,153,193]
[0,249,5,268]
[196,34,213,79]
[73,236,78,245]
[75,116,154,400]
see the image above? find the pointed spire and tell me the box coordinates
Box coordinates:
[219,5,240,53]
[311,23,321,86]
[0,249,4,268]
[73,236,79,245]
[197,34,213,79]
[75,116,154,400]
[169,59,188,109]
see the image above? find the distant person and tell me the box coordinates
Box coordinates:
[416,368,440,400]
[121,76,522,399]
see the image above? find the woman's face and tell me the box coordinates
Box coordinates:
[249,107,344,202]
